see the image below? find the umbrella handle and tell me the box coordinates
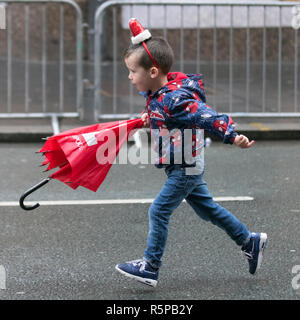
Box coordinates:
[19,178,51,211]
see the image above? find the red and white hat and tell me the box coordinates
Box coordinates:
[129,18,152,45]
[128,18,159,68]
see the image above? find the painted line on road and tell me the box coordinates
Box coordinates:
[0,196,254,207]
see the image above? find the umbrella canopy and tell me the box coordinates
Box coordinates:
[39,118,144,192]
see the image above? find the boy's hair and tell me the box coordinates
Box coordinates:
[124,37,174,74]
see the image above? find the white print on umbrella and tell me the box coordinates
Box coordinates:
[79,121,130,147]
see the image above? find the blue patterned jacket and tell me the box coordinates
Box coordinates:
[141,72,237,171]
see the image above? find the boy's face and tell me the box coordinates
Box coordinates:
[125,51,153,92]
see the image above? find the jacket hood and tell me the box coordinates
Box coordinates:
[152,72,207,104]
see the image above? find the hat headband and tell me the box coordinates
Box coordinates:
[129,18,159,69]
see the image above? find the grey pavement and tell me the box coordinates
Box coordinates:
[0,141,299,300]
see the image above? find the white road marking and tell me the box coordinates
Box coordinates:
[0,265,6,290]
[0,196,253,207]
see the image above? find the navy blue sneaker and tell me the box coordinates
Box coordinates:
[241,232,268,275]
[115,259,159,287]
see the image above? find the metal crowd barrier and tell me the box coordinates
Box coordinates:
[94,0,300,121]
[0,0,83,133]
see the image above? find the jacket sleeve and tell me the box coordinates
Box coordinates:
[166,93,237,144]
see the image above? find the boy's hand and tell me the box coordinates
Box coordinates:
[141,113,150,128]
[233,134,255,148]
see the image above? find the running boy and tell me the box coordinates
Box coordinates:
[115,18,267,287]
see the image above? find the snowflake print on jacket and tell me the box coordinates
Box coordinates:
[140,72,237,171]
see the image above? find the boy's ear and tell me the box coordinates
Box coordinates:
[149,66,159,78]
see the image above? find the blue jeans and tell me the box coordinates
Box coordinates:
[143,166,250,269]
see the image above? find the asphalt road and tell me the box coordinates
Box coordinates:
[0,140,299,300]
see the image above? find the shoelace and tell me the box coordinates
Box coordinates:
[241,250,253,260]
[131,260,146,271]
[241,237,255,260]
[130,260,157,274]
[132,260,144,266]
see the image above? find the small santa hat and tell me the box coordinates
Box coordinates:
[129,18,152,45]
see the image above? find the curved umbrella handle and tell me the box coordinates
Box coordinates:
[19,178,51,211]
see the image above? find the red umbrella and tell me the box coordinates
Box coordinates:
[19,118,144,210]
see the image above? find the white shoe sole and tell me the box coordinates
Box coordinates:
[256,233,268,271]
[115,265,158,287]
